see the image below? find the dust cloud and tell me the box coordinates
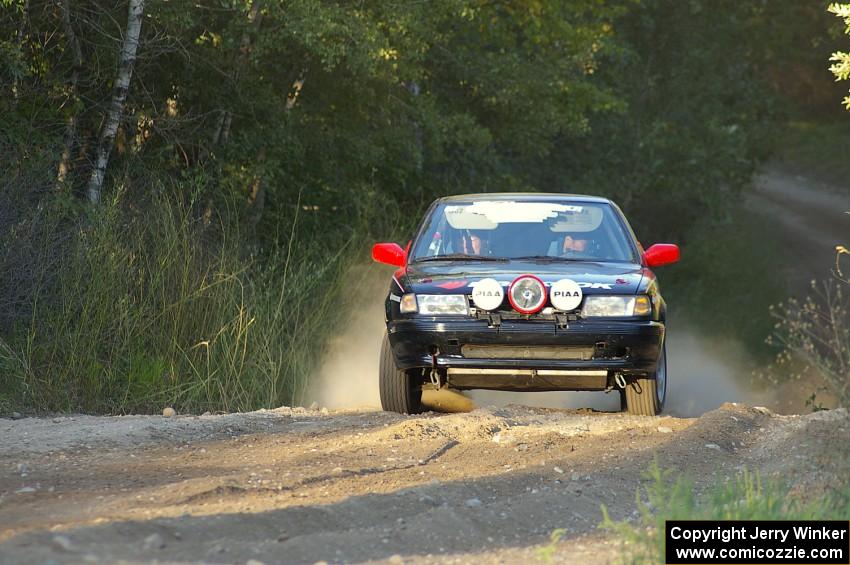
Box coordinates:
[309,265,386,409]
[310,264,758,416]
[664,326,757,416]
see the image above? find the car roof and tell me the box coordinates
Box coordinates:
[436,192,614,205]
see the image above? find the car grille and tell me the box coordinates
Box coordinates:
[461,345,595,360]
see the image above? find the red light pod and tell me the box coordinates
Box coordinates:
[508,275,547,314]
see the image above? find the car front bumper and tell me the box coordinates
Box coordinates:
[387,317,664,390]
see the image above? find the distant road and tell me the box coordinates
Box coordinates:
[747,166,850,290]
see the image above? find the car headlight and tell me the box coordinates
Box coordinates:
[401,294,470,315]
[581,295,651,317]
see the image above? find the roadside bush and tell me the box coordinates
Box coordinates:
[0,183,380,414]
[767,280,850,407]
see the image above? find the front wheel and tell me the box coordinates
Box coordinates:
[624,342,667,416]
[379,333,423,414]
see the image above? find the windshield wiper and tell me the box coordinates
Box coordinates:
[512,255,586,262]
[414,254,508,262]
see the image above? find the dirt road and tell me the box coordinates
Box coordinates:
[1,403,849,564]
[748,166,850,288]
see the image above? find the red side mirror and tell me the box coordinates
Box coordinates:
[644,243,680,268]
[372,242,407,267]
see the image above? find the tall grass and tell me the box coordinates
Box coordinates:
[600,461,850,564]
[0,186,379,414]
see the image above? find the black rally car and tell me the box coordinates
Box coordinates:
[372,194,680,416]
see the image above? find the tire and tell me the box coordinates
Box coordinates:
[624,342,667,416]
[379,333,423,414]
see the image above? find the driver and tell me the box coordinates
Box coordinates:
[562,234,591,256]
[452,229,489,255]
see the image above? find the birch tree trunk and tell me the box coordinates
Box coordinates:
[56,0,83,188]
[86,0,145,204]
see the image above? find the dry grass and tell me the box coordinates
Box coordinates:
[0,190,373,414]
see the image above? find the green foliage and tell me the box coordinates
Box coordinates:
[556,0,777,241]
[767,280,850,406]
[805,390,830,412]
[536,528,567,563]
[829,3,850,109]
[600,461,850,564]
[747,1,846,119]
[1,0,774,230]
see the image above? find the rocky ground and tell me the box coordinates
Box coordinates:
[1,402,848,565]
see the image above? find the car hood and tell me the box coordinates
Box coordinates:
[402,260,645,295]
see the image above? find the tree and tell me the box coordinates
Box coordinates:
[56,0,84,188]
[86,0,146,203]
[828,3,850,109]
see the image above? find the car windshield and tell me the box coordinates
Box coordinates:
[410,200,639,263]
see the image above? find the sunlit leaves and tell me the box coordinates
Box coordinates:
[828,2,850,32]
[828,4,850,109]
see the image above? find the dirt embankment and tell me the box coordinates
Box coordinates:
[1,404,848,564]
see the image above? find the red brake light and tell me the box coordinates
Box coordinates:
[372,243,407,267]
[644,244,680,268]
